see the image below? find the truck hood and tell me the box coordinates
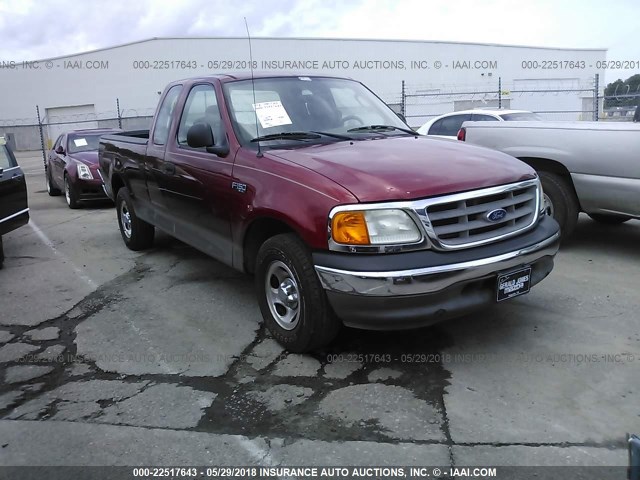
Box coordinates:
[270,136,536,202]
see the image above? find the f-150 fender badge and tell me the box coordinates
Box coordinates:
[486,208,507,222]
[232,181,247,193]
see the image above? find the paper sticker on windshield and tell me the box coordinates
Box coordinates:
[73,138,88,147]
[253,101,292,129]
[0,137,5,145]
[298,77,312,81]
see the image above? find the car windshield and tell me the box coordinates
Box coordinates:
[223,76,409,147]
[67,134,102,153]
[499,112,543,121]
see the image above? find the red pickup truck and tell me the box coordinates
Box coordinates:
[99,74,560,352]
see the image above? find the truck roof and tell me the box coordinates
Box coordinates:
[170,72,355,85]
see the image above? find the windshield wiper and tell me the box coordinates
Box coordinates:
[310,131,355,140]
[250,131,321,142]
[347,125,417,135]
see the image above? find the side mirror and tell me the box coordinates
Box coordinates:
[396,112,407,124]
[186,123,229,156]
[55,145,65,154]
[187,123,214,148]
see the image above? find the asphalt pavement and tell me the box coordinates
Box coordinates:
[0,152,638,477]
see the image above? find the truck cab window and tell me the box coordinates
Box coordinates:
[177,85,221,146]
[153,85,182,146]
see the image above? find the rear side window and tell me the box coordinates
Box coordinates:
[153,85,182,145]
[0,145,15,169]
[429,114,471,136]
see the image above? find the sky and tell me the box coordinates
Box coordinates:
[0,0,639,84]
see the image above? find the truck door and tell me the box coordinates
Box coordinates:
[0,141,29,236]
[161,83,234,265]
[144,84,183,225]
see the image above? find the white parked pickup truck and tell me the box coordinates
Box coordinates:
[458,121,640,238]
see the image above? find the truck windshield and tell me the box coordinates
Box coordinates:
[223,76,409,146]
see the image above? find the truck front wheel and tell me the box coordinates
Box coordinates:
[255,233,341,353]
[116,187,155,251]
[538,171,579,240]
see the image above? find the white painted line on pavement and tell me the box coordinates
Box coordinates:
[28,220,98,289]
[233,436,296,480]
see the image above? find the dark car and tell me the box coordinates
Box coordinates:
[46,128,121,208]
[0,137,29,268]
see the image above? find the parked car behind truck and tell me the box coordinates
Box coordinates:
[99,73,560,352]
[46,128,121,208]
[458,121,640,238]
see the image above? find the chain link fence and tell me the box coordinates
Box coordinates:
[395,75,605,128]
[1,76,638,156]
[0,100,154,159]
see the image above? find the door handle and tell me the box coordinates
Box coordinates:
[161,162,176,175]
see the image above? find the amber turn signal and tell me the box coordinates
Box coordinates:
[331,211,370,245]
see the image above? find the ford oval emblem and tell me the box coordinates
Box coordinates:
[486,208,507,222]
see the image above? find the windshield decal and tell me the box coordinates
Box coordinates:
[73,138,88,147]
[253,101,292,129]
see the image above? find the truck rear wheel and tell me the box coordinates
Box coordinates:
[538,171,579,239]
[116,187,155,251]
[255,233,341,353]
[588,213,631,225]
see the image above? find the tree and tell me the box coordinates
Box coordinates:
[604,74,640,108]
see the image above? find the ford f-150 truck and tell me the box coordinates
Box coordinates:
[99,74,560,352]
[458,121,640,238]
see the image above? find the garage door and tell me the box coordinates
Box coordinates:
[45,105,98,149]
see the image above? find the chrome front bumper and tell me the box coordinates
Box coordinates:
[315,231,560,297]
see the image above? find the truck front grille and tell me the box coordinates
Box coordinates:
[423,180,539,249]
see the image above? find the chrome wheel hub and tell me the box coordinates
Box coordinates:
[64,178,71,205]
[265,260,300,330]
[120,203,132,239]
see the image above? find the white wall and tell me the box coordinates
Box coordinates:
[0,37,606,123]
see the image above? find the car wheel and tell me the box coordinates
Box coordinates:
[538,171,579,239]
[116,187,154,250]
[255,233,341,353]
[64,174,80,209]
[46,168,61,196]
[0,236,4,269]
[588,213,631,225]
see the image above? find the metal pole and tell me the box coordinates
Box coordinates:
[593,74,599,121]
[116,98,122,129]
[401,80,406,117]
[36,105,46,169]
[498,77,502,109]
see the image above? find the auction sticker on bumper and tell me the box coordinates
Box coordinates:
[497,266,532,302]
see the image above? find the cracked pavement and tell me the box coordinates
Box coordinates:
[0,153,638,475]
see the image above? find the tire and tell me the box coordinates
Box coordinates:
[64,174,80,209]
[46,168,61,196]
[255,233,341,353]
[116,187,155,250]
[0,236,4,269]
[588,213,631,225]
[538,171,579,239]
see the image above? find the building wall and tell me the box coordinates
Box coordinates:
[0,37,607,149]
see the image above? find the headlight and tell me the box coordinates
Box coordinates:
[331,209,422,246]
[77,164,93,180]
